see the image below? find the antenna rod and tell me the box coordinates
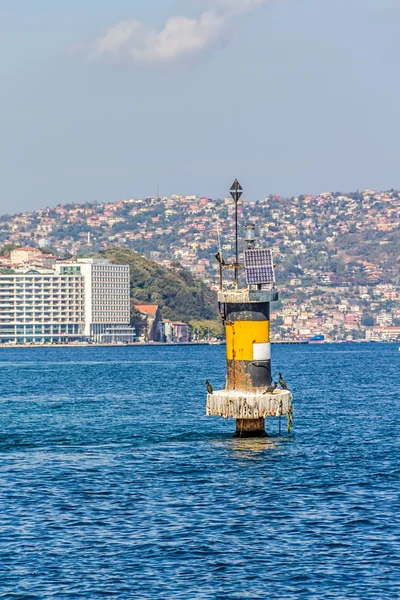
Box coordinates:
[230,178,243,288]
[217,224,223,291]
[235,200,238,286]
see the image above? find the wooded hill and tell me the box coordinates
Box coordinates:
[102,248,218,323]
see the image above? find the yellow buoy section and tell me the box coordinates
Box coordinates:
[226,321,270,361]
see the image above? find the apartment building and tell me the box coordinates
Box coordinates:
[10,247,42,265]
[0,259,134,344]
[73,259,132,342]
[0,268,85,344]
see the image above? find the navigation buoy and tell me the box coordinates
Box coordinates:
[206,180,292,438]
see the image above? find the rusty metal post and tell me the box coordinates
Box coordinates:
[225,301,272,393]
[235,418,266,438]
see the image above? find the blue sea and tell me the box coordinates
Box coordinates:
[0,344,399,599]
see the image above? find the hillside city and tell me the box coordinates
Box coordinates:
[1,189,400,342]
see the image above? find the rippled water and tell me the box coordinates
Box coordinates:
[0,344,399,599]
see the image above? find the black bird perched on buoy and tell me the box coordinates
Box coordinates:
[205,380,214,395]
[263,382,278,394]
[279,373,288,390]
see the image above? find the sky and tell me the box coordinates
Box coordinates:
[1,0,400,213]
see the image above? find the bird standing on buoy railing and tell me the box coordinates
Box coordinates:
[205,381,214,395]
[279,373,289,390]
[263,382,278,394]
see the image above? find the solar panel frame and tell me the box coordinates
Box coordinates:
[244,249,275,285]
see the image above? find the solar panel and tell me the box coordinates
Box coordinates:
[244,249,275,285]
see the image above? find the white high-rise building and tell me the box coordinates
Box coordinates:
[0,267,85,343]
[0,259,134,344]
[68,259,132,342]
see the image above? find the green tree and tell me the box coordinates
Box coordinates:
[0,244,21,257]
[189,320,224,340]
[362,313,375,327]
[130,307,146,337]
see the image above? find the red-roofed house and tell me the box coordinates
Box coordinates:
[133,304,163,341]
[10,247,41,265]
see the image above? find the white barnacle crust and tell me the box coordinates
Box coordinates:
[206,389,292,419]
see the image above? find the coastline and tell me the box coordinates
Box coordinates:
[0,341,217,349]
[0,340,396,349]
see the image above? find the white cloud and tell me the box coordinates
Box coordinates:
[87,1,268,66]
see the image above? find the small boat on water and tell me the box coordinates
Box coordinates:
[308,335,325,344]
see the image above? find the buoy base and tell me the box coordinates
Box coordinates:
[206,389,292,419]
[234,418,267,438]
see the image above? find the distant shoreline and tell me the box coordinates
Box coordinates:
[0,342,220,349]
[0,340,396,349]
